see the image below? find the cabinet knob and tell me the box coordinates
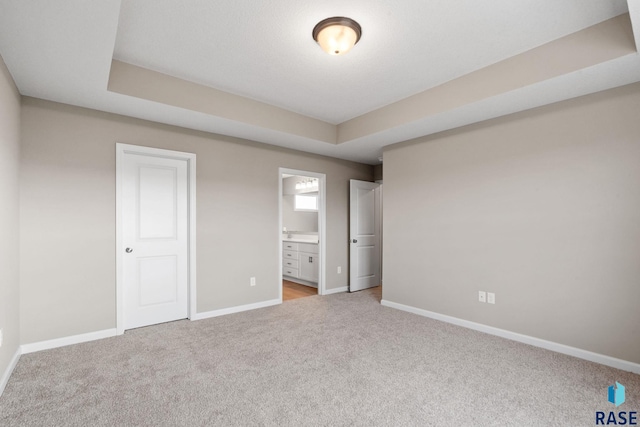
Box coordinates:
[125,248,133,253]
[352,239,357,243]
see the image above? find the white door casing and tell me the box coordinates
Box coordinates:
[116,144,196,334]
[349,180,381,292]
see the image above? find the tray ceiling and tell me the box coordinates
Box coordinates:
[1,0,639,164]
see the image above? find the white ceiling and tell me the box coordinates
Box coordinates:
[0,0,639,164]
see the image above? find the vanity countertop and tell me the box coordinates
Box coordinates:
[282,237,319,244]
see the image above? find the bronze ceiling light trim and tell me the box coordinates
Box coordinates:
[312,17,362,55]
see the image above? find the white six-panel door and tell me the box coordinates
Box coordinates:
[121,151,189,330]
[349,180,381,292]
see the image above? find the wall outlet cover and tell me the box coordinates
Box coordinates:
[478,291,486,303]
[250,277,256,286]
[488,292,495,304]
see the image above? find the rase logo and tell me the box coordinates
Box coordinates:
[596,382,637,425]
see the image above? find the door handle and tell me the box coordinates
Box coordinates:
[309,256,313,263]
[352,239,357,243]
[125,248,133,253]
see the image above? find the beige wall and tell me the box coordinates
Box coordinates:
[383,82,640,364]
[0,55,21,381]
[19,98,372,344]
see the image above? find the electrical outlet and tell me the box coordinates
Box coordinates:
[488,292,495,304]
[478,291,486,303]
[337,266,342,274]
[0,329,3,348]
[250,277,256,287]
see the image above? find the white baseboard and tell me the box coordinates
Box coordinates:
[191,298,281,321]
[324,286,348,295]
[381,299,640,375]
[21,329,118,355]
[0,348,21,397]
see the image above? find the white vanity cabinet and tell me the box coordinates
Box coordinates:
[282,242,299,278]
[283,241,319,286]
[298,243,319,283]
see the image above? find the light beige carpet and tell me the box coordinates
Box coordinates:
[1,288,638,426]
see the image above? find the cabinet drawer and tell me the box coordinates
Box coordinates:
[283,259,299,269]
[283,250,298,259]
[283,267,299,278]
[298,243,318,254]
[283,242,299,251]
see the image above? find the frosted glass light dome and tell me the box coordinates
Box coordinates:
[313,17,362,56]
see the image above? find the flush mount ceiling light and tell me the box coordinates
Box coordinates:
[312,17,362,55]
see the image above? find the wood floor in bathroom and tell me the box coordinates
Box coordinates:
[282,280,317,301]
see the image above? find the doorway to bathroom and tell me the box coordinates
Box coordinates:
[278,168,326,302]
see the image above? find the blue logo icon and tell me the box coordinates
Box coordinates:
[608,382,625,407]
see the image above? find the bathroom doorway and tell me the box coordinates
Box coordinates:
[278,168,326,302]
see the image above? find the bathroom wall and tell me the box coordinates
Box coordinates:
[282,175,318,233]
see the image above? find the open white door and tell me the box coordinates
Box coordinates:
[117,144,195,332]
[349,180,381,292]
